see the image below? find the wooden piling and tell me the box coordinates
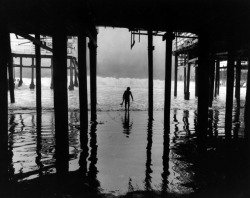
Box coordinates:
[185,61,191,100]
[52,33,69,175]
[0,28,9,193]
[214,59,220,97]
[174,54,178,97]
[164,31,173,128]
[89,30,97,122]
[68,58,74,90]
[209,56,215,107]
[7,33,15,103]
[30,58,35,89]
[78,35,88,128]
[148,30,154,120]
[184,60,187,95]
[35,33,42,113]
[225,48,235,137]
[74,60,79,87]
[197,32,210,145]
[195,66,198,97]
[244,57,250,150]
[50,59,54,89]
[18,57,23,87]
[235,59,241,108]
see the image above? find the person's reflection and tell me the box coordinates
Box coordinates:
[87,121,100,192]
[122,111,133,138]
[145,118,153,191]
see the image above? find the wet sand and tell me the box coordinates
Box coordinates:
[5,110,250,198]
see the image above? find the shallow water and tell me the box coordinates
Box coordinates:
[6,77,249,197]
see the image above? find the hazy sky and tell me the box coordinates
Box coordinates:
[97,27,166,80]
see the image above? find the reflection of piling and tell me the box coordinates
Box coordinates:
[8,115,15,182]
[78,36,88,129]
[35,33,42,112]
[68,59,74,90]
[148,30,154,120]
[53,33,69,176]
[79,123,89,175]
[88,122,99,190]
[30,57,35,89]
[164,32,173,128]
[35,111,43,175]
[89,30,97,122]
[0,29,10,194]
[161,126,170,192]
[145,118,153,190]
[225,48,235,138]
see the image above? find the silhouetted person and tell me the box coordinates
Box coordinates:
[120,87,133,111]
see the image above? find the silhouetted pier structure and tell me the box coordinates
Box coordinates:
[11,53,79,91]
[0,0,250,195]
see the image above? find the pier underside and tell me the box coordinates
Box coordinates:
[0,0,250,197]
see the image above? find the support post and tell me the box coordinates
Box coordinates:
[74,59,79,87]
[195,66,198,97]
[52,33,69,176]
[197,32,210,146]
[7,33,15,103]
[148,30,154,120]
[30,57,35,89]
[214,59,220,97]
[185,61,191,100]
[184,58,187,96]
[68,58,74,90]
[35,33,42,113]
[244,56,250,151]
[0,27,9,194]
[18,57,23,87]
[174,54,178,97]
[164,31,173,128]
[235,59,241,108]
[89,29,97,122]
[78,35,88,129]
[209,56,215,107]
[50,59,54,89]
[225,48,235,137]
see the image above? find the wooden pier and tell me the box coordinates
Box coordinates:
[0,0,250,193]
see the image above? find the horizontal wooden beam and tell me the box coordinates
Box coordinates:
[12,53,75,59]
[13,30,53,52]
